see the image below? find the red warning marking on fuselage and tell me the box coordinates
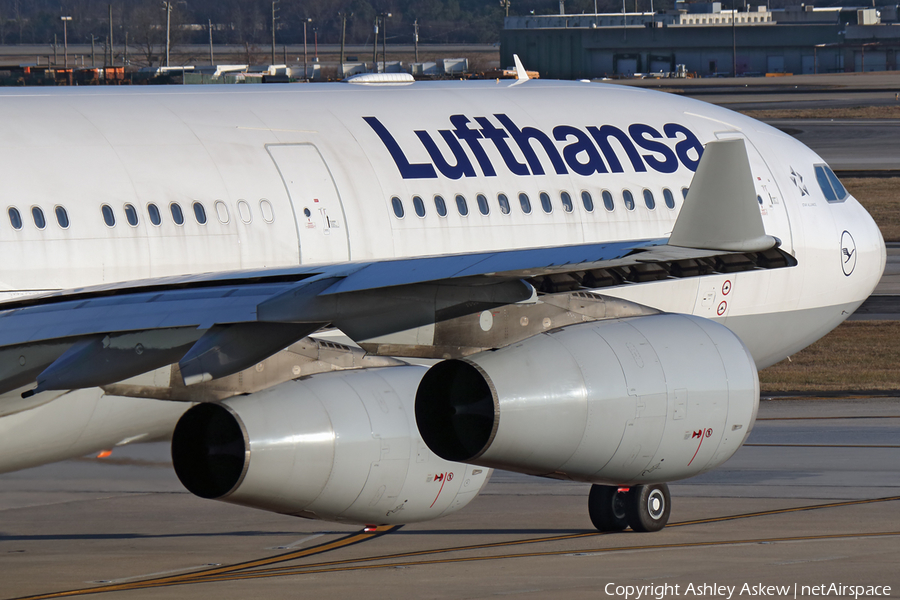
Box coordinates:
[722,280,732,295]
[717,301,727,316]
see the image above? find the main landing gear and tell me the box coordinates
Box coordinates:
[588,483,671,532]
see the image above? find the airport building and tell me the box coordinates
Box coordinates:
[501,3,900,78]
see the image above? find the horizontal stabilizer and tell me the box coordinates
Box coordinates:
[668,138,778,253]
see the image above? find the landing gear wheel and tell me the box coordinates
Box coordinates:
[625,483,671,532]
[588,484,628,532]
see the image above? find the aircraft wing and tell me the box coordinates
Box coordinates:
[0,138,791,396]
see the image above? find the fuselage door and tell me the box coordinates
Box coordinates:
[714,131,793,254]
[268,144,350,264]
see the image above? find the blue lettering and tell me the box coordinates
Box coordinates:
[415,129,476,180]
[366,115,704,180]
[495,114,568,176]
[363,116,437,179]
[664,123,704,172]
[553,125,608,176]
[474,116,529,176]
[450,115,496,177]
[586,125,647,173]
[629,124,679,174]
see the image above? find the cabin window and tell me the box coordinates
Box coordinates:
[148,203,162,226]
[238,200,252,223]
[303,207,311,218]
[456,194,469,216]
[757,195,764,205]
[215,200,230,223]
[498,193,511,215]
[434,195,447,217]
[581,191,594,212]
[193,202,207,224]
[643,189,656,210]
[100,204,115,227]
[124,203,139,226]
[413,196,426,217]
[602,190,614,211]
[32,207,46,229]
[539,192,552,214]
[560,191,573,213]
[391,196,404,219]
[8,207,22,230]
[623,190,635,211]
[663,188,675,209]
[259,199,275,222]
[54,206,69,229]
[477,194,490,215]
[170,203,184,225]
[681,187,689,200]
[519,193,532,214]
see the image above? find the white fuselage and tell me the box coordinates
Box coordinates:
[0,80,884,473]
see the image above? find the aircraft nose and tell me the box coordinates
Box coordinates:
[845,198,886,301]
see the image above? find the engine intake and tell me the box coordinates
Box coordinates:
[172,402,247,500]
[416,314,759,485]
[172,366,491,525]
[413,360,496,463]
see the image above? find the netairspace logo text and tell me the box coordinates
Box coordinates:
[604,583,892,600]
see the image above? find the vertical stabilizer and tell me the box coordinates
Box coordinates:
[513,55,530,81]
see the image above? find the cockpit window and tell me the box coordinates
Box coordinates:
[815,164,847,203]
[825,167,848,200]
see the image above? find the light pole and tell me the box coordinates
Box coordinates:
[378,13,391,73]
[339,12,349,78]
[303,18,311,80]
[108,4,113,65]
[732,0,737,76]
[271,1,278,65]
[163,1,172,67]
[60,16,72,68]
[372,16,378,70]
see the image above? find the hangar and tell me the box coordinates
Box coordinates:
[501,3,900,78]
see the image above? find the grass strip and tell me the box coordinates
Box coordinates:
[759,321,900,392]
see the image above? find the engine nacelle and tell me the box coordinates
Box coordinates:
[415,314,759,485]
[172,366,490,525]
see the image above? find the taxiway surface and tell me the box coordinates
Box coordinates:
[1,398,898,599]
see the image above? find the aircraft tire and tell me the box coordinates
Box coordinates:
[587,484,628,532]
[625,483,671,532]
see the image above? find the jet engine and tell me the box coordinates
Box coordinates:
[415,314,759,485]
[172,366,490,525]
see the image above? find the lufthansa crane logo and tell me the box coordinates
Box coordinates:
[841,230,857,276]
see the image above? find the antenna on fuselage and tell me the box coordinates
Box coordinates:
[513,54,530,81]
